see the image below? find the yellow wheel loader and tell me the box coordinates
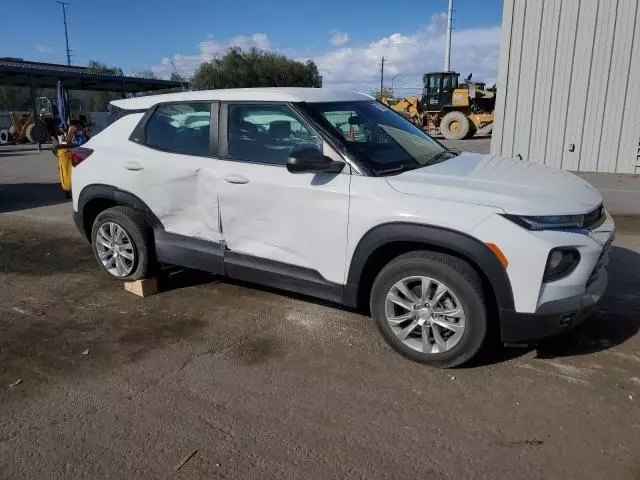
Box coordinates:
[382,72,495,140]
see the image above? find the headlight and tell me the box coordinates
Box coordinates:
[544,248,580,281]
[502,214,584,230]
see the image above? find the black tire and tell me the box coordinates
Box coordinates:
[90,206,155,281]
[439,111,471,140]
[0,129,9,144]
[464,121,477,139]
[25,122,49,144]
[370,251,488,368]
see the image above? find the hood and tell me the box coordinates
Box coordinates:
[385,153,602,215]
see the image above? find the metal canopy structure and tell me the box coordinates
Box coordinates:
[0,58,184,93]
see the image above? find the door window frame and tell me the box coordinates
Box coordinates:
[129,100,219,158]
[219,101,327,168]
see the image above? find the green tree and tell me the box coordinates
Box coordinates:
[133,70,158,79]
[370,87,394,101]
[192,47,322,90]
[87,60,124,76]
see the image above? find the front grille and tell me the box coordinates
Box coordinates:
[586,238,612,288]
[583,204,605,230]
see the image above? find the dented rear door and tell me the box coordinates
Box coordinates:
[121,102,223,243]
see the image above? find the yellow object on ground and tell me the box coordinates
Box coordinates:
[56,145,73,196]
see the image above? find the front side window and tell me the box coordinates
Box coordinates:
[228,104,322,165]
[145,103,211,156]
[304,101,452,175]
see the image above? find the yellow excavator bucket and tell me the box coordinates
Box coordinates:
[381,96,424,127]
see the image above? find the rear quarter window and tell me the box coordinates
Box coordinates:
[106,105,147,127]
[144,103,212,156]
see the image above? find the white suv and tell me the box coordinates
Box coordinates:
[71,88,615,368]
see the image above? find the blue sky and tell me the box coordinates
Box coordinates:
[6,0,504,93]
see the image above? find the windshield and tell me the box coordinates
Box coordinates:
[303,100,449,175]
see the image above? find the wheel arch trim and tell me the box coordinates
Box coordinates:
[76,184,163,239]
[343,222,515,311]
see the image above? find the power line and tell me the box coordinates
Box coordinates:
[56,1,72,66]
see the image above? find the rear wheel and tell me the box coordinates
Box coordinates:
[90,206,155,281]
[370,251,488,368]
[0,129,10,144]
[439,111,471,140]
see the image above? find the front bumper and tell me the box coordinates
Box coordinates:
[499,267,608,343]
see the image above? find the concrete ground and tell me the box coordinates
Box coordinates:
[1,144,640,479]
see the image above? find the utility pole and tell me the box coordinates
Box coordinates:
[444,0,453,71]
[380,56,385,95]
[56,1,72,66]
[391,73,401,96]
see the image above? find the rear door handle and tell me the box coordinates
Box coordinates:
[124,161,144,171]
[223,174,249,184]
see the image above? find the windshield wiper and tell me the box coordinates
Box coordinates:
[426,150,458,166]
[375,164,413,176]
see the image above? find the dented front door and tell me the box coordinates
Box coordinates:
[217,160,350,285]
[216,103,350,285]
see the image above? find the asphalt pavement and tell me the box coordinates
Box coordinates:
[1,142,639,479]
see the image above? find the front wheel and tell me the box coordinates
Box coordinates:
[439,111,471,140]
[370,251,488,368]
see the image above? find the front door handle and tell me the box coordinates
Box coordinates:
[223,174,249,184]
[124,161,144,171]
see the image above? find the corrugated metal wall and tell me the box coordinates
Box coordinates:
[492,0,640,173]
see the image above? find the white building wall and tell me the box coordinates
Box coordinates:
[492,0,640,174]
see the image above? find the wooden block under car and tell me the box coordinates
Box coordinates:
[124,278,158,297]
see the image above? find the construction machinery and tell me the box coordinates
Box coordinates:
[1,96,87,144]
[35,95,88,137]
[382,71,496,140]
[6,112,49,144]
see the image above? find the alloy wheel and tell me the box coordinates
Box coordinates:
[384,275,466,354]
[94,221,136,277]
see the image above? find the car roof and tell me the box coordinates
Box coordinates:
[111,87,372,110]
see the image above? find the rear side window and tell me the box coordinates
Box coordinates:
[145,103,211,156]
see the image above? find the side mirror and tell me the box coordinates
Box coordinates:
[286,148,345,174]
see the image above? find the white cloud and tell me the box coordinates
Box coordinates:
[152,33,271,78]
[315,13,501,94]
[150,13,500,93]
[329,32,349,46]
[35,45,54,54]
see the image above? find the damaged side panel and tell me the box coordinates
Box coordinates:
[216,161,351,285]
[115,142,224,244]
